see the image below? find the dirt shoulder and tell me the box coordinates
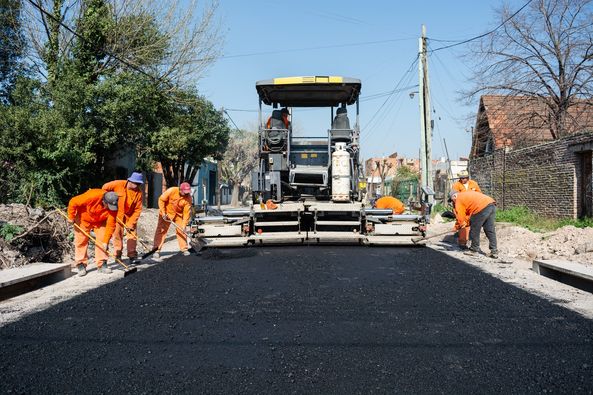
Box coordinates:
[426,217,593,319]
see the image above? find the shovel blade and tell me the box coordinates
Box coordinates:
[123,267,138,277]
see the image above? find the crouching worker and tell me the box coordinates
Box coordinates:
[449,190,498,259]
[102,172,144,264]
[373,195,405,215]
[68,190,119,276]
[152,182,192,259]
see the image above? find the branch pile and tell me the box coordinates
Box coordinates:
[0,204,72,269]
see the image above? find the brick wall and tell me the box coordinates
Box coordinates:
[469,132,593,219]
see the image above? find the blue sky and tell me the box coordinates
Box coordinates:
[196,0,518,161]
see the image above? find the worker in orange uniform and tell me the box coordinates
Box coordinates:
[152,182,193,259]
[373,195,405,214]
[451,170,481,250]
[449,190,498,259]
[102,172,144,264]
[266,107,290,129]
[67,190,119,276]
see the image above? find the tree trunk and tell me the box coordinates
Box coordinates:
[46,0,63,85]
[231,182,240,207]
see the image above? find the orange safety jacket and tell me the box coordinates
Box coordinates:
[375,196,405,214]
[453,190,495,227]
[158,187,192,223]
[67,189,117,243]
[266,115,290,129]
[452,179,481,193]
[102,180,143,228]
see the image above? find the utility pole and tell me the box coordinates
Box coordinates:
[418,25,434,203]
[217,107,224,210]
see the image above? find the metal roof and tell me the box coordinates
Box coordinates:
[255,76,361,107]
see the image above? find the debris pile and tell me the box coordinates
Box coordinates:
[0,204,72,269]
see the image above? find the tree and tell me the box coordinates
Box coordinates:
[465,0,593,139]
[389,165,419,200]
[23,0,223,88]
[374,158,392,195]
[0,0,24,101]
[150,93,230,188]
[220,129,258,207]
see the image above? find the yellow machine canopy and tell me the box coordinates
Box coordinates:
[256,76,361,107]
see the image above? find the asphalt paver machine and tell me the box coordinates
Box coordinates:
[194,76,429,247]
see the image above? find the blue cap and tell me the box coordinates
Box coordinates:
[127,172,144,184]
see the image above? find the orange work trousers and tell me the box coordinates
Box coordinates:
[152,216,188,252]
[112,222,138,258]
[74,220,108,267]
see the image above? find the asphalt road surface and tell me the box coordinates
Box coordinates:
[1,246,592,394]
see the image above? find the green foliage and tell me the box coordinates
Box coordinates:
[432,202,448,215]
[0,0,24,102]
[496,206,593,232]
[0,223,24,241]
[0,0,228,205]
[150,93,230,187]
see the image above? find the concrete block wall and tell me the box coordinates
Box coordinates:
[469,132,593,219]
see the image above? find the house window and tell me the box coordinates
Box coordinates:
[484,135,494,154]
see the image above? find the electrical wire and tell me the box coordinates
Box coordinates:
[212,37,416,61]
[223,110,241,131]
[361,55,419,140]
[428,0,534,52]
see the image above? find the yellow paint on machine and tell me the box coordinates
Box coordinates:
[273,76,343,85]
[301,153,308,159]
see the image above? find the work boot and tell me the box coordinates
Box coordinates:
[77,263,87,277]
[488,252,499,259]
[97,262,112,274]
[129,256,141,265]
[458,245,469,251]
[182,250,191,256]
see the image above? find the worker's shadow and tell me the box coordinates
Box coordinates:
[435,233,462,252]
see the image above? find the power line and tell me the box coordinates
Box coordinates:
[360,84,419,102]
[428,0,534,52]
[223,110,241,131]
[209,37,415,62]
[361,55,419,139]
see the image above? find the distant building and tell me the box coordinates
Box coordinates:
[364,153,420,197]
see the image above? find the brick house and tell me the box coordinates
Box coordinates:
[364,153,420,196]
[469,95,593,218]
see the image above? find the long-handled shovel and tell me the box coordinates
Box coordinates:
[163,215,203,252]
[56,208,137,277]
[411,225,465,244]
[114,216,157,260]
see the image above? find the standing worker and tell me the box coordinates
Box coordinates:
[152,182,193,259]
[67,189,120,276]
[449,190,498,259]
[373,195,405,215]
[451,170,481,250]
[102,172,144,264]
[452,170,481,193]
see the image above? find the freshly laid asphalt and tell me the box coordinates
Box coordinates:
[1,246,592,394]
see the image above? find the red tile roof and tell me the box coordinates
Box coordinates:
[471,95,593,157]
